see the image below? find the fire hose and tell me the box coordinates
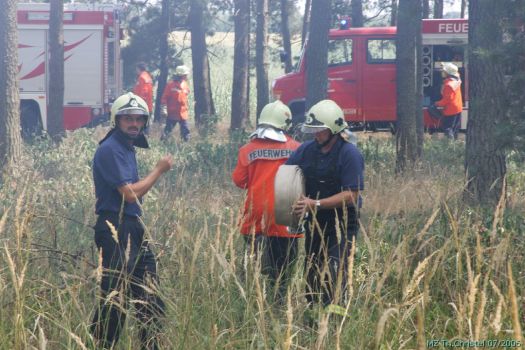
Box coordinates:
[274,165,305,228]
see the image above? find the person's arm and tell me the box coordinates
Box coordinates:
[232,150,249,189]
[292,190,359,216]
[118,155,173,203]
[133,75,142,95]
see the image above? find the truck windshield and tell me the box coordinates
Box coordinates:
[294,46,305,72]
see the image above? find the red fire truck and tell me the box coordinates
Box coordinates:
[17,3,122,137]
[272,19,468,132]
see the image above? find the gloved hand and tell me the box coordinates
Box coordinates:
[161,105,167,117]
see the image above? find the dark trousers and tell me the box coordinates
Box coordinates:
[304,208,359,306]
[163,118,190,141]
[244,234,298,300]
[90,212,165,350]
[442,113,461,139]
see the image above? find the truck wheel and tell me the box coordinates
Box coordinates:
[389,122,397,135]
[20,102,43,140]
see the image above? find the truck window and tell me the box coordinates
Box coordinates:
[328,39,353,67]
[367,39,396,64]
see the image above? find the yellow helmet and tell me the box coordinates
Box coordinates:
[110,92,150,128]
[175,65,191,76]
[258,100,292,131]
[302,99,347,134]
[441,62,460,78]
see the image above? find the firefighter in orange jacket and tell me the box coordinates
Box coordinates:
[133,62,154,114]
[160,65,191,141]
[232,101,301,296]
[435,62,463,139]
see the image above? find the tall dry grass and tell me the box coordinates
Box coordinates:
[0,129,523,349]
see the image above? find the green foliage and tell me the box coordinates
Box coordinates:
[121,4,185,88]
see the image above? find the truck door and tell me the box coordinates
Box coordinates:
[63,29,103,129]
[18,29,46,93]
[362,38,397,125]
[326,38,359,124]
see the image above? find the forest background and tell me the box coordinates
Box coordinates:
[0,0,524,349]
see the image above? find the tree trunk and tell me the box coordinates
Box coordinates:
[302,0,312,46]
[390,0,397,26]
[256,0,269,121]
[422,0,430,19]
[305,0,332,110]
[0,0,22,170]
[48,0,65,142]
[461,0,467,18]
[416,10,424,158]
[433,0,444,18]
[351,0,364,27]
[465,0,507,206]
[280,0,293,73]
[190,0,216,132]
[230,0,250,131]
[154,0,170,124]
[395,0,422,172]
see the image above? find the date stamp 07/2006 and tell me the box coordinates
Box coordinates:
[427,339,522,348]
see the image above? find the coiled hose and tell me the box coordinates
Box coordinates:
[274,165,305,228]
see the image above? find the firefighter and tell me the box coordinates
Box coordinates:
[160,65,191,142]
[434,62,463,139]
[286,99,364,307]
[133,62,154,115]
[232,100,301,299]
[91,92,173,349]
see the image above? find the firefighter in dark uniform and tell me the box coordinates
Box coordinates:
[286,99,364,307]
[91,92,173,349]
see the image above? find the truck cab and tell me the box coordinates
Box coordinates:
[272,19,468,132]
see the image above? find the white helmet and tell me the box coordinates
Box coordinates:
[442,62,460,78]
[302,99,347,134]
[258,100,292,131]
[110,92,150,128]
[175,65,190,76]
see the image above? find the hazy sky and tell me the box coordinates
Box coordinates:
[296,0,463,16]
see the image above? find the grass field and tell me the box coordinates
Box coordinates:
[0,33,524,349]
[0,127,523,349]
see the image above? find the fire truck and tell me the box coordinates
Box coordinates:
[272,19,468,132]
[17,3,122,137]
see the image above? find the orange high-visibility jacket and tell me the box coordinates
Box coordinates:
[161,80,190,121]
[133,71,153,114]
[133,71,153,113]
[232,136,301,238]
[435,77,463,116]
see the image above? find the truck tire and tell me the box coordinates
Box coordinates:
[20,101,43,140]
[389,122,397,135]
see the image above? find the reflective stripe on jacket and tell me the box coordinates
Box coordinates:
[435,77,463,116]
[232,136,301,238]
[133,71,153,113]
[161,80,190,120]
